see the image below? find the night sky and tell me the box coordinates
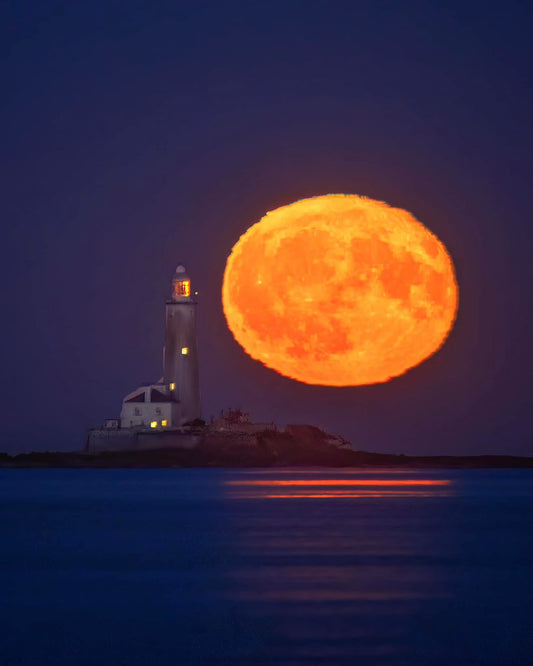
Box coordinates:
[2,1,532,455]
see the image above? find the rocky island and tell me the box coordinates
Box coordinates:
[2,414,532,469]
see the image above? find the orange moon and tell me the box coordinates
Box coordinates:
[222,194,458,386]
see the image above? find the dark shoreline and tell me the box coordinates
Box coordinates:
[2,449,532,469]
[3,425,532,469]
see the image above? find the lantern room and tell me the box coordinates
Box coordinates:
[171,264,192,301]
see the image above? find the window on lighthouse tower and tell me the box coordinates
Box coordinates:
[173,280,190,298]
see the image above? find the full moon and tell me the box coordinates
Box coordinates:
[222,194,458,386]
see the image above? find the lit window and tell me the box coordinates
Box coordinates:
[173,280,191,298]
[161,420,168,427]
[181,347,189,355]
[150,421,157,428]
[169,382,176,390]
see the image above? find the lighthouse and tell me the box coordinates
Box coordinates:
[117,265,201,430]
[163,265,201,423]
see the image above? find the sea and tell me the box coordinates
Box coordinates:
[1,468,533,666]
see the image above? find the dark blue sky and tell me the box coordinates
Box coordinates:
[2,0,532,454]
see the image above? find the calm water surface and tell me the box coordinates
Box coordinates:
[1,468,533,665]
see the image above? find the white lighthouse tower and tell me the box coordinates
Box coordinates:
[163,265,201,423]
[117,265,201,430]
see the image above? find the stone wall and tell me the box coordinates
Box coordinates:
[85,428,201,453]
